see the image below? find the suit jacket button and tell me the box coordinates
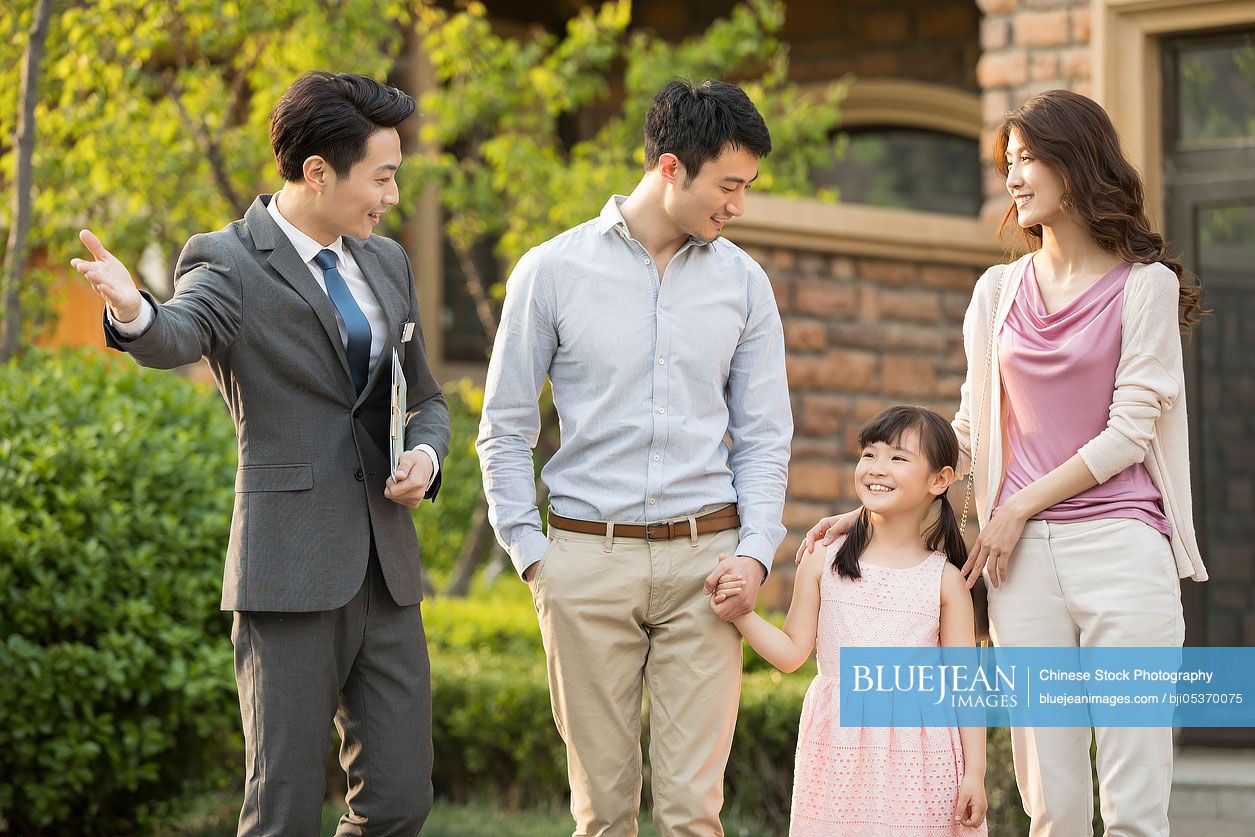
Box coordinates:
[354,468,365,481]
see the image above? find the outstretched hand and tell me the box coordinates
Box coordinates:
[71,229,143,323]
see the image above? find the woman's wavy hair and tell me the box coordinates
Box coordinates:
[832,406,967,579]
[994,89,1204,334]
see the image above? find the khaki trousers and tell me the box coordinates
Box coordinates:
[988,518,1185,837]
[529,526,743,837]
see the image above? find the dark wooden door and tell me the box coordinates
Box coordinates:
[1163,28,1255,747]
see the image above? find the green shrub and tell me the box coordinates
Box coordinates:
[0,350,240,834]
[429,651,565,805]
[720,670,810,831]
[425,586,558,803]
[0,352,497,834]
[411,379,485,581]
[423,581,543,659]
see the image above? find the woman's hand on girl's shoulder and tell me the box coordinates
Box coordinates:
[797,541,829,578]
[795,509,859,564]
[940,562,971,594]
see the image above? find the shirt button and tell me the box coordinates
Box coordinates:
[657,357,665,365]
[653,454,660,462]
[643,257,651,265]
[657,406,665,414]
[649,497,657,505]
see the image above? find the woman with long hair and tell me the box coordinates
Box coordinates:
[957,89,1206,836]
[803,89,1207,835]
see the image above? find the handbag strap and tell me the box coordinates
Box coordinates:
[960,266,1007,534]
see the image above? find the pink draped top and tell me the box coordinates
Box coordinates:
[994,259,1172,535]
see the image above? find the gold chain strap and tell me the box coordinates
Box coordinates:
[960,268,1006,534]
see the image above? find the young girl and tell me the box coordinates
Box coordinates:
[716,406,987,836]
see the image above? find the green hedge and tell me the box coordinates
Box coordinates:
[424,588,543,659]
[0,350,240,835]
[0,351,496,834]
[410,379,486,581]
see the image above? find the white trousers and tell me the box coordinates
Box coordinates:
[988,518,1185,837]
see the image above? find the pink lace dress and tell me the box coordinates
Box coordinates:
[790,546,987,837]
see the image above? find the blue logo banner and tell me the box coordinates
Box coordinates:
[838,647,1254,727]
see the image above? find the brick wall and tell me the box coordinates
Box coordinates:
[633,0,981,92]
[976,0,1092,210]
[742,244,983,605]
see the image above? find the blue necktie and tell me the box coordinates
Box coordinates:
[313,249,372,395]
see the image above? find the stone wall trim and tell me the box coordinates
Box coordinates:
[729,194,1004,269]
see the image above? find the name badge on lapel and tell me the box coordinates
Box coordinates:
[401,322,415,343]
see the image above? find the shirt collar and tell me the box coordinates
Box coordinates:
[596,194,713,250]
[596,195,631,237]
[267,191,347,267]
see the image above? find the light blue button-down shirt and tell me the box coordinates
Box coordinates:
[477,196,793,578]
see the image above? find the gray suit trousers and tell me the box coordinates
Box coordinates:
[232,552,433,837]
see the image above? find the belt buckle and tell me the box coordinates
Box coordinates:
[645,520,674,540]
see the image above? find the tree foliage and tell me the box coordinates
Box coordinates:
[0,0,406,334]
[2,0,845,348]
[413,0,848,341]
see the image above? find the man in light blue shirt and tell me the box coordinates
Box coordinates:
[477,79,792,835]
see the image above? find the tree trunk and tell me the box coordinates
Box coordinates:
[452,239,499,347]
[444,504,495,597]
[161,73,249,218]
[1,0,55,362]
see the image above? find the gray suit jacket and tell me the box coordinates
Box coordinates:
[105,195,450,612]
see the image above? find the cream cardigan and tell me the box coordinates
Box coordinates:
[952,253,1207,582]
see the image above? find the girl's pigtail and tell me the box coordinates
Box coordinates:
[926,492,969,570]
[831,508,873,579]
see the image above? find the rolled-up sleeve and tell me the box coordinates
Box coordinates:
[726,266,793,577]
[476,249,558,577]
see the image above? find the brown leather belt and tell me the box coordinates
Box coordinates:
[547,504,740,541]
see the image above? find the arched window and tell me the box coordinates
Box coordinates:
[811,80,983,217]
[813,126,982,216]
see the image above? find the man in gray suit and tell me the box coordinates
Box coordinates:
[70,71,449,836]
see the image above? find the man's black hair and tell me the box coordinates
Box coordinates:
[643,79,772,182]
[269,71,416,182]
